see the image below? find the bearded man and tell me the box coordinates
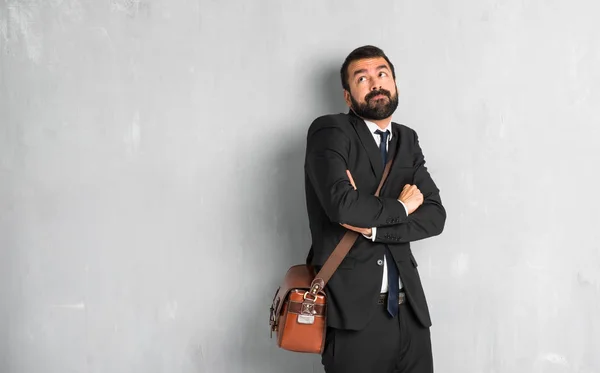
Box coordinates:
[304,45,447,373]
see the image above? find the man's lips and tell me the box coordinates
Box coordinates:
[369,94,388,101]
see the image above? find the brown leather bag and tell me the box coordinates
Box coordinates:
[269,161,393,353]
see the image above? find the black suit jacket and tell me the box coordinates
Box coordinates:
[304,111,446,331]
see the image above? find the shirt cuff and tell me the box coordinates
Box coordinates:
[363,227,377,242]
[398,200,408,216]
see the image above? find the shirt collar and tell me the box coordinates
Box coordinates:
[363,119,393,140]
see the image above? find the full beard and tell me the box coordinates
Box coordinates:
[350,88,399,121]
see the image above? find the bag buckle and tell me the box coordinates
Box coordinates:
[304,278,324,301]
[298,301,316,324]
[303,291,318,302]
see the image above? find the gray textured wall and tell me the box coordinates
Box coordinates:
[1,1,599,372]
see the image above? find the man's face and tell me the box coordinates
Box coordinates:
[344,57,399,121]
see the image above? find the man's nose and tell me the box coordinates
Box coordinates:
[370,85,381,91]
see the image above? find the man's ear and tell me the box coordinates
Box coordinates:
[343,90,352,107]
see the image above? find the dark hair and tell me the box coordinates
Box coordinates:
[340,45,396,92]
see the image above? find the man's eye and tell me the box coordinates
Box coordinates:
[358,76,367,83]
[379,72,388,77]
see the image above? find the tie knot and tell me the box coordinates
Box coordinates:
[375,129,390,142]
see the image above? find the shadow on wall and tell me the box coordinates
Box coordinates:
[274,59,348,265]
[269,59,348,268]
[231,60,348,373]
[264,60,348,372]
[262,58,348,269]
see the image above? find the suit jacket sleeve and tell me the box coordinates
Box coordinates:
[375,131,446,243]
[305,126,408,228]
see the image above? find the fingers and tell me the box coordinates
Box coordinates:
[342,223,360,231]
[346,169,357,190]
[408,184,421,193]
[399,184,423,202]
[341,223,368,235]
[402,184,420,194]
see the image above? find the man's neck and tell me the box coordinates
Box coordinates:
[366,117,392,130]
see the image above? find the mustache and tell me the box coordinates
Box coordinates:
[365,89,392,102]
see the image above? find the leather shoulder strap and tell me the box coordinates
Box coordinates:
[310,160,394,293]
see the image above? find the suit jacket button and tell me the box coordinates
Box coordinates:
[377,259,383,266]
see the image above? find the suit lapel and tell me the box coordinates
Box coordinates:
[387,123,400,164]
[348,110,384,179]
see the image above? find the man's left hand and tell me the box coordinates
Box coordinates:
[341,223,372,237]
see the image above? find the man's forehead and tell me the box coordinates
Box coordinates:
[348,57,391,73]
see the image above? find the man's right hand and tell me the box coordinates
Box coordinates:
[399,184,424,214]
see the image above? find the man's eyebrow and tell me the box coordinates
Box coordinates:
[352,65,390,77]
[353,68,368,77]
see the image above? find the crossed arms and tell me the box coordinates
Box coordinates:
[305,126,446,244]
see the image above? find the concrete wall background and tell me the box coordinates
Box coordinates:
[1,0,599,372]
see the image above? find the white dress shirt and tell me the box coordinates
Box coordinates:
[362,119,407,292]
